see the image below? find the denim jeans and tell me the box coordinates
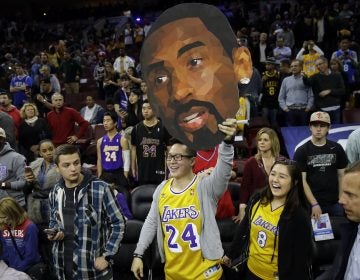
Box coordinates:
[262,108,278,128]
[286,109,308,126]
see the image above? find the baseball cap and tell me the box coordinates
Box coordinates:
[310,111,331,124]
[0,127,6,138]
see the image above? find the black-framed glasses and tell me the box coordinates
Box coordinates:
[166,154,193,162]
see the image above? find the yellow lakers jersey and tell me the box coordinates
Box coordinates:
[303,53,321,77]
[158,177,222,280]
[247,201,284,280]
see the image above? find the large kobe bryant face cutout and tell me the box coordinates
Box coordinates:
[140,3,252,150]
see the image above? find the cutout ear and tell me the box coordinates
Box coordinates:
[232,46,253,83]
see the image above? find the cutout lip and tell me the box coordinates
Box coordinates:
[177,106,210,132]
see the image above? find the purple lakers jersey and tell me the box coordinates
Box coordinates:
[100,133,124,171]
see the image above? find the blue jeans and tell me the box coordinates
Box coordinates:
[262,108,278,128]
[286,109,308,126]
[322,203,344,217]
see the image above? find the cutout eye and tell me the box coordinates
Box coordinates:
[188,58,203,67]
[155,75,168,85]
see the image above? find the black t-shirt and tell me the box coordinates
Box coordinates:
[131,120,171,185]
[63,186,77,280]
[294,140,348,206]
[261,71,281,108]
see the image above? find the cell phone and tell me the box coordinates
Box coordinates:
[44,228,58,236]
[25,166,32,173]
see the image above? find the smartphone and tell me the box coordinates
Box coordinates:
[24,166,32,173]
[44,228,58,236]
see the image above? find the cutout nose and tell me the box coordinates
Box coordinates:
[170,77,194,104]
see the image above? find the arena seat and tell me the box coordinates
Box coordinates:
[113,184,157,279]
[74,124,94,157]
[113,219,146,280]
[131,184,157,221]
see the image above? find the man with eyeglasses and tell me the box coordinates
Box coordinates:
[131,118,237,280]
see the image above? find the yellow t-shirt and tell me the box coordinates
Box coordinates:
[247,201,284,280]
[158,177,222,280]
[303,53,321,77]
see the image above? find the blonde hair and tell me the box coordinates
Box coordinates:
[20,103,39,119]
[0,197,27,227]
[255,127,280,160]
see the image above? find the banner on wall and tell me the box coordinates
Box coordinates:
[281,124,360,159]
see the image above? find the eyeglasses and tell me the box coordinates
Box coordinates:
[166,154,193,162]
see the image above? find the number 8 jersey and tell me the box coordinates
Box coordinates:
[247,201,284,280]
[158,177,222,280]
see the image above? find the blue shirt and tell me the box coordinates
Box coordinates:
[344,224,360,280]
[278,75,314,110]
[10,75,33,108]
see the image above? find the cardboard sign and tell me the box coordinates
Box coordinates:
[140,3,252,150]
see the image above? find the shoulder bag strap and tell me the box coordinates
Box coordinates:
[9,229,25,260]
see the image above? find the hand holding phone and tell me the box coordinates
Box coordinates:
[25,166,33,174]
[44,228,58,237]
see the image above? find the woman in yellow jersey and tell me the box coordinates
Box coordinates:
[224,159,312,280]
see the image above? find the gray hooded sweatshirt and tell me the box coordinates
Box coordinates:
[0,142,26,206]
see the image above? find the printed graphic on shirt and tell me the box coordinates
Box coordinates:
[0,165,8,181]
[307,153,336,169]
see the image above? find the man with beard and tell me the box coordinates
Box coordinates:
[140,3,252,150]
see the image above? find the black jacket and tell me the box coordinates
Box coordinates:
[228,195,313,280]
